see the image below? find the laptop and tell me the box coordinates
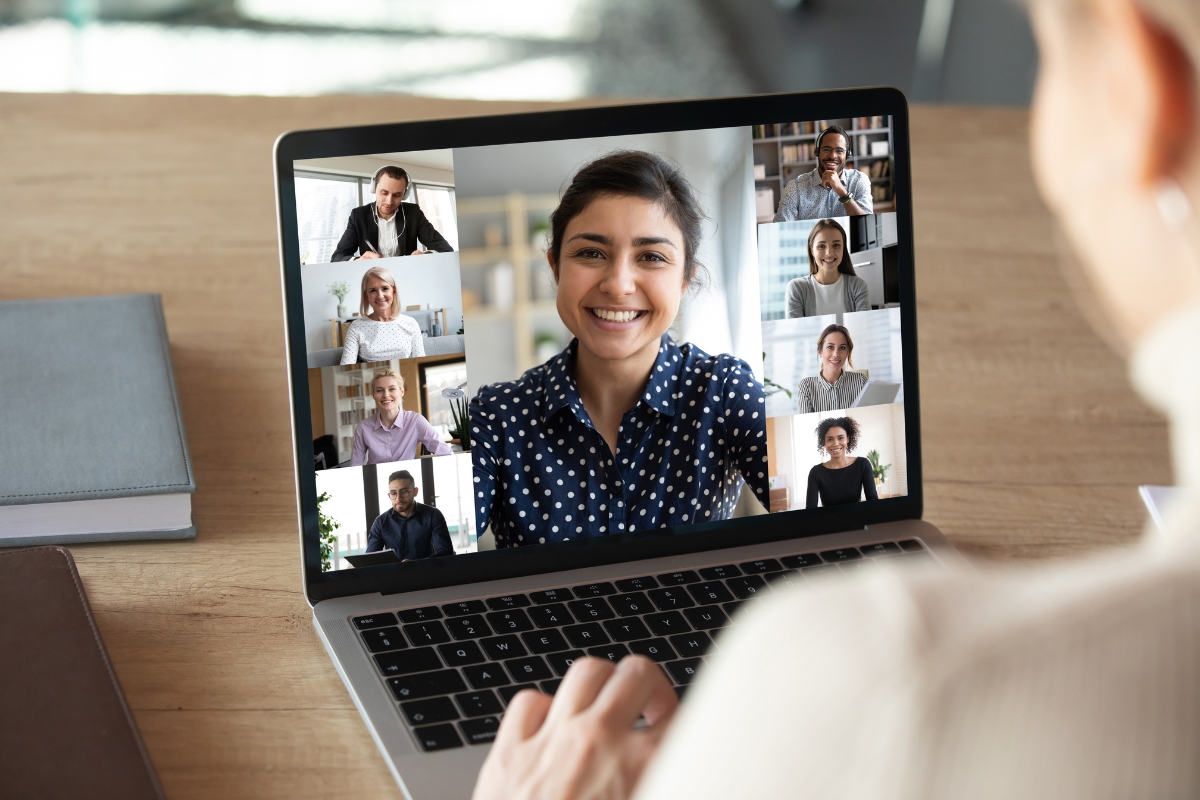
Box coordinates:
[274,88,957,799]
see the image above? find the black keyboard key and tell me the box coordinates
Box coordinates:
[766,570,803,589]
[572,582,617,598]
[354,613,397,630]
[686,581,734,605]
[644,611,690,637]
[445,615,492,640]
[670,631,713,658]
[486,609,534,634]
[398,606,443,623]
[361,627,407,653]
[547,649,586,676]
[413,723,462,751]
[682,605,728,631]
[648,587,695,611]
[726,575,771,600]
[486,593,531,610]
[698,564,741,580]
[738,558,783,574]
[665,658,703,685]
[462,663,510,689]
[400,696,459,726]
[454,689,503,718]
[657,570,701,585]
[388,669,466,701]
[375,647,442,677]
[819,547,862,562]
[603,617,651,642]
[609,592,654,617]
[442,600,487,617]
[563,622,610,648]
[459,716,501,745]
[480,634,527,660]
[403,621,451,646]
[780,553,823,569]
[506,655,553,682]
[722,601,743,617]
[438,640,486,667]
[860,542,901,556]
[587,643,630,663]
[530,588,573,604]
[898,539,925,552]
[628,638,676,662]
[803,564,840,578]
[529,603,575,628]
[615,575,658,592]
[541,678,562,695]
[568,598,615,622]
[521,628,570,654]
[498,683,539,705]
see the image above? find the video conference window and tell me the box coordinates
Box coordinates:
[293,112,909,570]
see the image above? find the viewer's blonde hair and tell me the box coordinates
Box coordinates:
[371,368,405,392]
[359,266,401,319]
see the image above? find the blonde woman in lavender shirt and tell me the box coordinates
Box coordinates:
[339,266,425,364]
[350,369,451,465]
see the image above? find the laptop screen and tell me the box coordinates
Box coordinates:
[286,107,911,580]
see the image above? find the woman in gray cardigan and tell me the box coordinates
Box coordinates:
[784,218,870,317]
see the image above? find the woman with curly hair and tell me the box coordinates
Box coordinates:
[805,415,878,508]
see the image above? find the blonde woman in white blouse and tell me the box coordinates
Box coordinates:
[471,1,1200,798]
[339,265,425,364]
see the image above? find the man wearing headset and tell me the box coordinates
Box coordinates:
[773,125,873,221]
[331,165,454,261]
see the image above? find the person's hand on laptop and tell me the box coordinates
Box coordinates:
[472,655,678,800]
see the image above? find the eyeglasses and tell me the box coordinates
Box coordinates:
[388,488,415,497]
[818,146,847,158]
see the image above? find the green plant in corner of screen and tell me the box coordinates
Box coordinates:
[762,352,793,398]
[317,491,340,572]
[449,396,472,450]
[866,449,891,484]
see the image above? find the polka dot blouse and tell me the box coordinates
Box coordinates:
[470,335,770,547]
[339,316,425,364]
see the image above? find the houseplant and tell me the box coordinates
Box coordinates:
[317,491,340,572]
[328,280,350,319]
[866,449,891,492]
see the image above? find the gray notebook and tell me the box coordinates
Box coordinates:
[0,294,196,546]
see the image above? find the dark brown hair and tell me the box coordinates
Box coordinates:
[387,469,415,486]
[807,219,856,277]
[816,324,855,369]
[375,165,410,193]
[816,416,861,454]
[548,150,706,285]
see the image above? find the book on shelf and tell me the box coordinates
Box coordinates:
[0,294,195,547]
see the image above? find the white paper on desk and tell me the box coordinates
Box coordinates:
[1139,485,1182,535]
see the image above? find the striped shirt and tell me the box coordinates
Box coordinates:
[797,370,868,413]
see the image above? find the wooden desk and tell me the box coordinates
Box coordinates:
[0,95,1170,799]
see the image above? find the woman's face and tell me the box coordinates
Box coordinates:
[373,377,403,412]
[823,427,849,458]
[365,276,395,317]
[553,195,688,364]
[811,229,844,273]
[818,332,850,373]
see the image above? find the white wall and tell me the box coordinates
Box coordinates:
[294,151,455,186]
[301,252,464,353]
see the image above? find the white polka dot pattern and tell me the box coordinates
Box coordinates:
[339,316,425,364]
[469,335,770,548]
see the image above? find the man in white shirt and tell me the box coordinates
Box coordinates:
[471,0,1200,798]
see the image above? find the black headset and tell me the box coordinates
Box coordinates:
[815,125,853,159]
[369,166,409,255]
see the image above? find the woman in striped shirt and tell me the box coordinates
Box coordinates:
[796,323,867,413]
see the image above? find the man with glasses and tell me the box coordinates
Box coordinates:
[365,470,455,561]
[774,125,873,221]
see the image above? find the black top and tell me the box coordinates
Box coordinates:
[366,503,455,560]
[806,457,879,508]
[331,202,453,261]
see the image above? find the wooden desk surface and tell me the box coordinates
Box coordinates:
[0,94,1170,799]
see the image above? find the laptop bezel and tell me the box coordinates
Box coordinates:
[274,88,922,606]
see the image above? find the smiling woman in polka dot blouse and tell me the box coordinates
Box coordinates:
[469,151,770,547]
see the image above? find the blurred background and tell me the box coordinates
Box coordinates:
[0,0,1036,104]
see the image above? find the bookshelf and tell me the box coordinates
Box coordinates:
[752,116,896,222]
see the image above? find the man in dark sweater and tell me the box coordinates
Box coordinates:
[366,470,455,561]
[331,165,454,261]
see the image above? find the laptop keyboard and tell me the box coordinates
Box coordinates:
[351,538,933,752]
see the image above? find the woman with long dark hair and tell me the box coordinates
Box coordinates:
[784,219,870,317]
